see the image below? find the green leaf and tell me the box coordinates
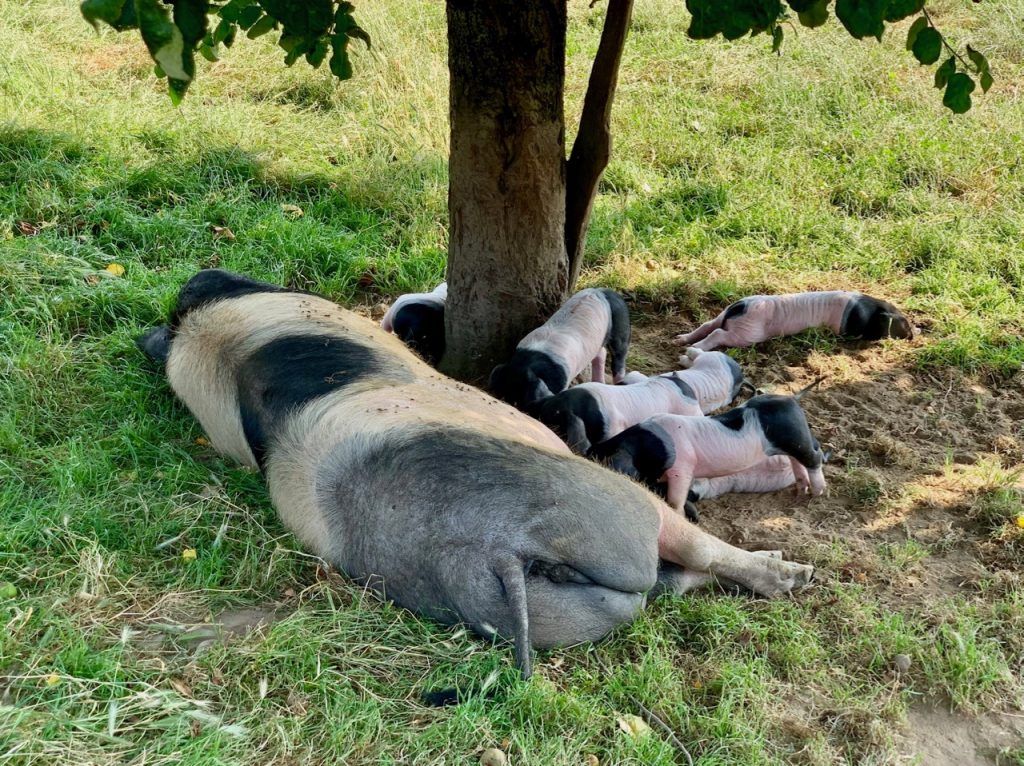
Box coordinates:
[772,25,783,53]
[168,77,188,106]
[966,45,989,74]
[943,72,975,113]
[246,14,276,39]
[796,0,829,28]
[212,17,233,44]
[835,0,886,41]
[934,57,955,89]
[905,16,927,50]
[218,0,256,24]
[236,4,262,30]
[260,0,333,37]
[135,0,193,83]
[347,25,371,49]
[199,42,219,62]
[81,0,137,30]
[980,70,993,94]
[306,38,329,68]
[172,0,208,46]
[278,34,302,53]
[883,0,923,22]
[912,27,941,65]
[283,39,312,66]
[329,35,353,80]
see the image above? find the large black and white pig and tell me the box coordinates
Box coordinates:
[137,270,814,679]
[673,291,913,351]
[489,288,630,410]
[380,282,447,365]
[532,348,744,454]
[589,394,827,512]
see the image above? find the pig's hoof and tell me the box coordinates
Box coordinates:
[754,558,815,597]
[678,352,695,369]
[672,334,687,346]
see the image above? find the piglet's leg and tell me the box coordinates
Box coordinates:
[590,348,607,383]
[657,510,814,597]
[689,328,755,352]
[807,465,826,497]
[790,458,811,495]
[673,314,725,346]
[664,466,695,513]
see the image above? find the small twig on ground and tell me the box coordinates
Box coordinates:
[595,655,695,766]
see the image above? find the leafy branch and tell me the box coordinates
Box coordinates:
[81,0,370,104]
[684,0,993,113]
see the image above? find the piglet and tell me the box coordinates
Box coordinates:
[380,282,447,365]
[689,456,798,503]
[673,291,913,351]
[532,348,743,454]
[588,394,826,513]
[490,288,630,409]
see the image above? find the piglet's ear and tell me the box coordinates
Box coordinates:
[136,325,172,365]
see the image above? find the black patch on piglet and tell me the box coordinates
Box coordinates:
[720,298,749,329]
[490,349,569,410]
[840,294,913,341]
[588,422,675,495]
[659,374,696,402]
[745,395,822,469]
[599,288,631,380]
[712,406,747,432]
[532,388,607,454]
[392,301,446,366]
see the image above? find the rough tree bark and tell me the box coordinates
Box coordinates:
[442,0,571,382]
[566,0,634,287]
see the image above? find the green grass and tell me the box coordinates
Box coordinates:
[2,0,1024,763]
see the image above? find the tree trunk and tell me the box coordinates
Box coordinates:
[442,0,570,383]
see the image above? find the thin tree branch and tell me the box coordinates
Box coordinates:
[921,8,972,71]
[565,0,633,288]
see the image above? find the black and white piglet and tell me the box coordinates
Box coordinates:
[532,348,743,454]
[490,288,630,409]
[380,282,447,365]
[589,394,826,513]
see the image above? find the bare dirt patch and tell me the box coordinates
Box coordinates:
[902,701,1024,765]
[628,311,1024,608]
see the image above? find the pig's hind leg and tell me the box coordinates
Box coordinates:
[688,327,756,352]
[657,511,814,597]
[602,289,631,383]
[590,348,607,383]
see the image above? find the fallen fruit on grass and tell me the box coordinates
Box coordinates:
[105,263,125,277]
[479,747,506,766]
[0,582,15,599]
[1015,514,1024,529]
[45,674,60,686]
[182,548,197,562]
